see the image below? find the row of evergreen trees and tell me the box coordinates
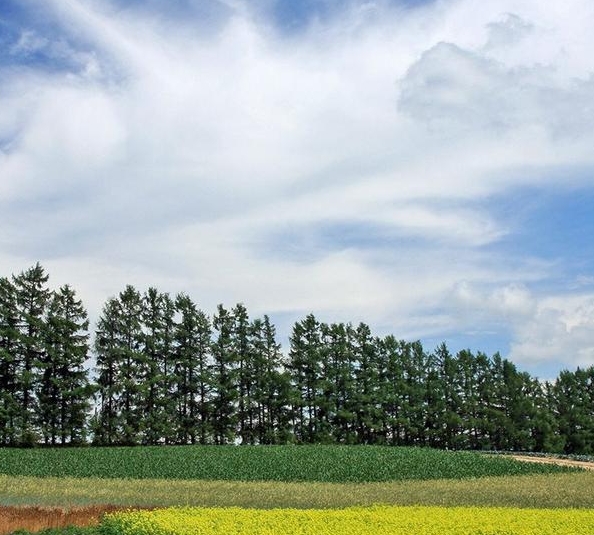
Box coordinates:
[1,264,593,453]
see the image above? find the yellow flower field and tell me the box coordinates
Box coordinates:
[102,505,594,535]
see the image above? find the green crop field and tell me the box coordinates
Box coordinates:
[1,446,590,535]
[0,445,575,483]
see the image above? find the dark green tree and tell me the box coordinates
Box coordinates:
[322,322,356,444]
[141,288,176,445]
[456,349,484,449]
[377,335,408,446]
[39,285,92,445]
[554,367,594,454]
[93,297,123,445]
[233,304,255,445]
[250,315,291,444]
[423,345,447,449]
[93,286,144,446]
[288,314,324,443]
[400,341,428,446]
[174,293,212,444]
[0,276,20,445]
[116,285,145,445]
[211,304,238,444]
[12,263,51,446]
[351,323,382,444]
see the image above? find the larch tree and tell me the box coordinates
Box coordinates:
[211,304,238,445]
[174,293,212,444]
[250,315,291,444]
[141,288,176,445]
[39,285,91,445]
[0,276,20,445]
[12,263,51,446]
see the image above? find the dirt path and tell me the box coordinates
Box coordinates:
[511,455,594,471]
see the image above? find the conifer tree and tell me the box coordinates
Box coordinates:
[93,297,124,445]
[39,285,91,445]
[288,314,323,443]
[554,367,594,454]
[233,304,254,444]
[322,322,356,444]
[211,304,238,444]
[351,323,381,444]
[0,277,20,445]
[116,285,145,445]
[12,263,50,446]
[250,315,291,444]
[93,286,144,446]
[142,288,176,445]
[174,293,212,444]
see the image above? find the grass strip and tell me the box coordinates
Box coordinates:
[2,471,594,509]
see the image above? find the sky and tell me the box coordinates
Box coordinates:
[1,0,594,380]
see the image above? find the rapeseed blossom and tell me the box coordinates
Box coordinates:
[102,505,594,535]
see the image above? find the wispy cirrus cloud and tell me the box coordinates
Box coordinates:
[1,0,594,376]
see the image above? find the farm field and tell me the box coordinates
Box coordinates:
[0,445,576,482]
[0,446,591,535]
[101,505,594,535]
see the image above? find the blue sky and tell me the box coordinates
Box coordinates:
[1,0,594,379]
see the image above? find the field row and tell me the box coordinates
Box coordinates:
[100,505,594,535]
[3,471,594,509]
[0,446,574,483]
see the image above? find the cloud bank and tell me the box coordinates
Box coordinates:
[2,0,594,376]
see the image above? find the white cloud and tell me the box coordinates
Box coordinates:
[452,281,537,320]
[1,0,594,373]
[10,30,49,56]
[509,294,594,369]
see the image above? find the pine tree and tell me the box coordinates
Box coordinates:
[233,304,255,445]
[377,335,407,446]
[554,367,594,454]
[288,314,323,443]
[351,323,382,444]
[93,297,124,445]
[211,304,238,444]
[0,276,20,445]
[93,286,145,446]
[39,285,91,445]
[12,263,51,446]
[174,293,212,444]
[322,322,356,444]
[400,341,428,446]
[141,288,176,445]
[423,345,447,449]
[250,315,291,444]
[116,286,145,445]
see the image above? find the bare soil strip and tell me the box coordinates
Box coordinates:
[0,505,146,535]
[511,455,594,471]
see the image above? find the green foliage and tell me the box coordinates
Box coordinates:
[39,285,91,446]
[0,445,576,483]
[3,263,594,455]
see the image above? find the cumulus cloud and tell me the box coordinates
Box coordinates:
[509,294,594,370]
[452,281,537,321]
[1,0,594,374]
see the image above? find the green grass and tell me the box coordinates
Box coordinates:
[0,446,576,483]
[2,471,594,509]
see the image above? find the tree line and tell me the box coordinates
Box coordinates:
[1,264,593,453]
